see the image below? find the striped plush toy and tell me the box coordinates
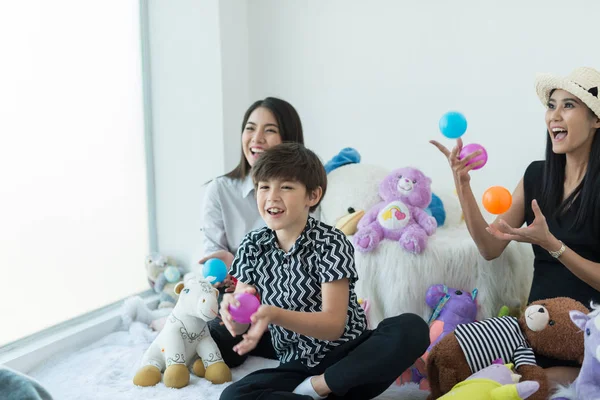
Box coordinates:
[426,297,588,400]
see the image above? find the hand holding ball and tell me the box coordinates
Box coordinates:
[459,143,488,170]
[202,258,228,285]
[228,293,260,324]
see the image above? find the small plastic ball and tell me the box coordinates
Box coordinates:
[459,143,488,170]
[164,266,181,283]
[202,258,228,284]
[228,293,260,324]
[482,186,512,215]
[439,111,468,139]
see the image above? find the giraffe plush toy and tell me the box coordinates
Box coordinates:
[133,276,232,388]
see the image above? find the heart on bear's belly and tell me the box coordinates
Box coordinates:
[378,201,411,230]
[394,209,406,220]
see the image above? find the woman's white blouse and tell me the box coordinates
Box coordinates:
[200,175,265,257]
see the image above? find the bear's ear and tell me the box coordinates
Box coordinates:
[426,284,447,308]
[570,310,589,331]
[175,281,185,294]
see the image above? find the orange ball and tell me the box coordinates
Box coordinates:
[482,186,512,215]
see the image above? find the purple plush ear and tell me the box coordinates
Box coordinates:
[516,381,540,399]
[426,284,447,308]
[570,310,589,331]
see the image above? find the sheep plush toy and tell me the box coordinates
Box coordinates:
[353,167,437,254]
[133,276,232,388]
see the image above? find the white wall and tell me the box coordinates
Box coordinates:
[219,0,251,170]
[148,0,226,268]
[149,0,600,266]
[247,0,600,199]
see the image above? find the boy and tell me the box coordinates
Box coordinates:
[219,142,429,399]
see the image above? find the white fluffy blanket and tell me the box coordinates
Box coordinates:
[354,227,534,327]
[28,308,428,400]
[320,163,535,327]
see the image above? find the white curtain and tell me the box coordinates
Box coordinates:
[0,0,150,345]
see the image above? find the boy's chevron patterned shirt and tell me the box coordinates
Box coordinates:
[231,217,367,367]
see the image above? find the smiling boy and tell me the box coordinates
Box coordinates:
[219,142,429,399]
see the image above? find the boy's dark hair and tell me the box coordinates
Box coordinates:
[251,143,326,212]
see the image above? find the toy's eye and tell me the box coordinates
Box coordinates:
[586,328,591,336]
[455,290,463,295]
[548,320,555,326]
[202,299,206,303]
[348,207,355,214]
[184,288,190,294]
[412,179,417,184]
[399,175,403,179]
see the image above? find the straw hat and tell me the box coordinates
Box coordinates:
[535,66,600,118]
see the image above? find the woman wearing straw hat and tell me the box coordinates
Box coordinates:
[431,67,600,386]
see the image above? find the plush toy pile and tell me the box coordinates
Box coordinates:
[318,155,534,328]
[146,253,187,309]
[426,297,587,400]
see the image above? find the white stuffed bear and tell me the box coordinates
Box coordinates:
[133,276,232,388]
[319,162,534,328]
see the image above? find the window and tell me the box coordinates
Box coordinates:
[0,0,150,346]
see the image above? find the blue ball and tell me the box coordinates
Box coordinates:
[164,266,181,283]
[202,259,228,284]
[439,111,467,139]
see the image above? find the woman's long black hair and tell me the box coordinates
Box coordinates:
[539,123,600,230]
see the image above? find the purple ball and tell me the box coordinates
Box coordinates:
[459,143,488,170]
[228,293,260,324]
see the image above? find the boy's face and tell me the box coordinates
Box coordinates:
[256,178,321,233]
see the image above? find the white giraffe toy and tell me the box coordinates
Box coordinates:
[133,276,232,388]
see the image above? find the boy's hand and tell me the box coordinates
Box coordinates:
[219,286,257,337]
[198,250,235,289]
[233,305,277,356]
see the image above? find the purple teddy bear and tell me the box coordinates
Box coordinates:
[353,167,437,254]
[398,284,478,389]
[425,284,479,354]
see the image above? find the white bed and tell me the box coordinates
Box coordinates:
[27,316,428,400]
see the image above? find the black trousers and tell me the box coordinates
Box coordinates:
[220,313,429,400]
[208,287,278,368]
[208,318,278,368]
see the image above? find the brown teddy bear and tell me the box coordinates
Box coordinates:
[426,297,587,400]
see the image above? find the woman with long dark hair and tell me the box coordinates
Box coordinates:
[431,67,600,386]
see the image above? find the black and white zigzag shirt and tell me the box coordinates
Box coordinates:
[230,217,367,367]
[454,316,537,373]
